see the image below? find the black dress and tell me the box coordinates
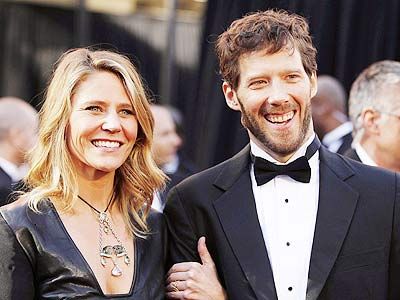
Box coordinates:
[0,198,167,299]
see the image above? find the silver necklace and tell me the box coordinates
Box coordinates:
[77,195,130,277]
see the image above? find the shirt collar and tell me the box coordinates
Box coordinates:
[353,142,378,167]
[161,154,179,174]
[0,157,26,182]
[322,121,353,147]
[250,134,316,165]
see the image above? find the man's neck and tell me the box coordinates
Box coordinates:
[250,133,315,164]
[0,146,22,167]
[360,139,400,172]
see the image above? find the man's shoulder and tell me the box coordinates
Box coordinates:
[322,148,397,185]
[0,167,12,187]
[175,145,250,190]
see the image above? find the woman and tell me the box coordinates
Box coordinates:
[0,48,167,299]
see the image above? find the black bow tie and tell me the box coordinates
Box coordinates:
[252,137,321,186]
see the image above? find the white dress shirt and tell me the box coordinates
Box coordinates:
[322,121,353,153]
[353,143,378,167]
[0,157,27,182]
[250,134,320,300]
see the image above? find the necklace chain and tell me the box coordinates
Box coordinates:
[77,195,113,214]
[77,194,130,277]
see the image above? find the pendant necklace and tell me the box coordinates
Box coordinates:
[77,194,131,277]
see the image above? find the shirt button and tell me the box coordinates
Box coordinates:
[285,199,289,203]
[288,287,293,291]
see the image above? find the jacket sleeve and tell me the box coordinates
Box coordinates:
[164,186,201,268]
[0,214,35,300]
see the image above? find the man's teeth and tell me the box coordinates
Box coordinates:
[267,111,294,123]
[93,140,120,148]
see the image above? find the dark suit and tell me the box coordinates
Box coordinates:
[336,132,353,155]
[164,145,400,300]
[160,156,198,206]
[167,157,197,191]
[0,168,12,206]
[344,147,362,163]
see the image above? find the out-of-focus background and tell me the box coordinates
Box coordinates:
[1,0,400,170]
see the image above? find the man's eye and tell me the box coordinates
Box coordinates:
[287,74,300,80]
[85,106,102,112]
[250,80,267,88]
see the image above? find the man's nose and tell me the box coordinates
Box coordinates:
[172,132,182,148]
[267,80,289,105]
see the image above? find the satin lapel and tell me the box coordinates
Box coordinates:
[213,168,278,300]
[306,149,359,300]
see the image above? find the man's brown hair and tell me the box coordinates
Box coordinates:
[216,9,317,89]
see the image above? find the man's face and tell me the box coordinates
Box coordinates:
[223,48,317,162]
[151,106,182,167]
[374,89,400,171]
[11,108,38,165]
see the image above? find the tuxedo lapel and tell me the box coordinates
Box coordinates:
[307,148,359,300]
[213,145,278,300]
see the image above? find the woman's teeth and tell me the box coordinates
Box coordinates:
[92,140,120,148]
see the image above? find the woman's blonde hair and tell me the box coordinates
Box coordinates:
[25,48,166,236]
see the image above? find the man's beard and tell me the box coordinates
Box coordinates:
[238,97,312,156]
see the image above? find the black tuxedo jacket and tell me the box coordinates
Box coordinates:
[164,145,400,300]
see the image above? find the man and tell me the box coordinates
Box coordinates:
[312,75,353,154]
[164,9,400,300]
[150,104,196,211]
[0,97,38,205]
[346,60,400,172]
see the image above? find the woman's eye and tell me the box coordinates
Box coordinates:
[85,106,102,112]
[120,109,134,116]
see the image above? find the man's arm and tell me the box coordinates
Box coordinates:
[164,187,227,299]
[164,186,202,265]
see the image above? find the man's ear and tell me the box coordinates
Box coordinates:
[361,108,380,135]
[222,82,241,111]
[310,72,318,98]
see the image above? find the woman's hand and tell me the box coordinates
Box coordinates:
[166,237,227,300]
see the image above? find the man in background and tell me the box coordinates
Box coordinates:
[0,97,38,205]
[312,75,352,154]
[346,60,400,172]
[151,104,196,211]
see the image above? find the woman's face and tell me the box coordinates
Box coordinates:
[66,71,138,178]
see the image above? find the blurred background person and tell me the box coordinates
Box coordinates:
[346,60,400,172]
[312,75,353,154]
[151,104,197,211]
[0,48,167,299]
[0,97,38,206]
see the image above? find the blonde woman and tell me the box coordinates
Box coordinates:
[0,48,167,299]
